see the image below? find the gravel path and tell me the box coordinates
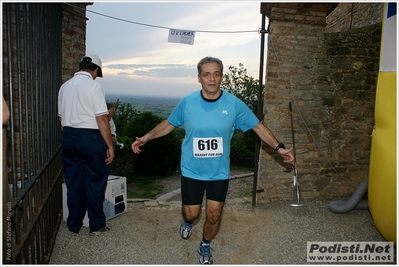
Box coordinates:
[49,171,393,265]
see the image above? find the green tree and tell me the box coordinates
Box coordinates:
[125,112,181,176]
[107,99,140,151]
[107,100,140,176]
[221,63,263,166]
[221,63,263,114]
[113,99,139,137]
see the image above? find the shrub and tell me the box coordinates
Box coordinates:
[126,112,181,176]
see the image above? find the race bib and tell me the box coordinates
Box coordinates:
[193,137,223,158]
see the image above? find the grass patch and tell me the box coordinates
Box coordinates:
[126,172,170,199]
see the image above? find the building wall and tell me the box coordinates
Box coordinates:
[326,3,383,32]
[60,3,91,82]
[257,3,382,203]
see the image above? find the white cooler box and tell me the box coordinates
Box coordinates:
[62,175,127,227]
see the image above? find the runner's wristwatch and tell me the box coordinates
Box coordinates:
[275,142,285,151]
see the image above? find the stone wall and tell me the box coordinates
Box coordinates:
[326,3,383,32]
[257,3,382,203]
[60,3,92,82]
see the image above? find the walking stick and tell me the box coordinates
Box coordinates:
[289,101,306,207]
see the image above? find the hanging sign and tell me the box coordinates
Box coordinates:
[168,29,195,45]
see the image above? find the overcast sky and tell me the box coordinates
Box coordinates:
[85,1,265,98]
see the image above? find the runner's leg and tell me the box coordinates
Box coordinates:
[182,204,202,223]
[203,199,224,241]
[202,179,228,241]
[181,176,205,222]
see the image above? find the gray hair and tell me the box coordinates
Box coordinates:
[197,57,223,75]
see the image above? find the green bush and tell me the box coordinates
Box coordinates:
[125,112,181,176]
[230,130,256,166]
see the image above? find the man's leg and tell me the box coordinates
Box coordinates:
[197,200,224,265]
[62,127,87,234]
[198,179,228,264]
[180,176,205,239]
[202,199,224,241]
[182,204,202,223]
[82,129,109,233]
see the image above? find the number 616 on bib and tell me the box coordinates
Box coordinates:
[193,137,223,158]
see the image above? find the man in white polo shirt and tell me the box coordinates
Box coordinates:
[58,54,114,236]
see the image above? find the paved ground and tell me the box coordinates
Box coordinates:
[49,195,394,265]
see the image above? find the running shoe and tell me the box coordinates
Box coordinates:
[179,220,192,239]
[198,243,213,265]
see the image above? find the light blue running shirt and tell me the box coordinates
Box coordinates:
[167,90,259,181]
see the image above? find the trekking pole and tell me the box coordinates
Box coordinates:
[289,101,305,207]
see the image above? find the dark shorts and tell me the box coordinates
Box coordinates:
[181,175,229,205]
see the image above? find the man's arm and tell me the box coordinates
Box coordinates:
[131,120,175,154]
[252,122,294,163]
[96,114,115,164]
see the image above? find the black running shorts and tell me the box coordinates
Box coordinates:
[181,175,229,205]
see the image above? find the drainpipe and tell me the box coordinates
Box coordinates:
[252,10,268,207]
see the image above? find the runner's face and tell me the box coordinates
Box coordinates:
[198,62,223,98]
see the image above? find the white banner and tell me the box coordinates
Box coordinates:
[168,29,195,45]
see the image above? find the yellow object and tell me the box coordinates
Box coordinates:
[368,3,397,245]
[368,72,397,244]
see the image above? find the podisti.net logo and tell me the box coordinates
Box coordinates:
[307,241,394,263]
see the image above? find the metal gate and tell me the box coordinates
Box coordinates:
[2,3,64,263]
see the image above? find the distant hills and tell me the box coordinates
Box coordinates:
[106,94,182,119]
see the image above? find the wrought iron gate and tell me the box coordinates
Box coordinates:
[2,3,64,263]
